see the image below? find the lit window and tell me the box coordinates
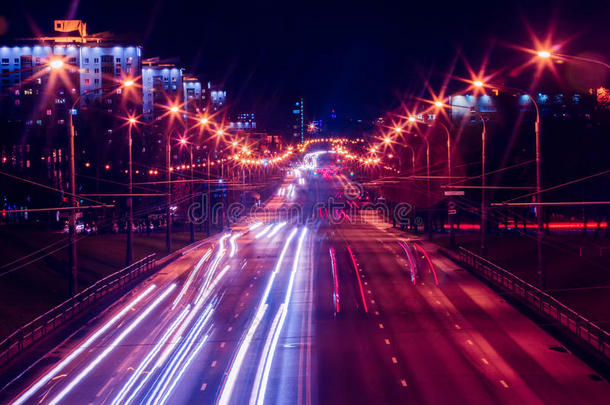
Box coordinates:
[46,109,52,116]
[85,79,90,84]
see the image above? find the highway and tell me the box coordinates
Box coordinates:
[2,163,609,404]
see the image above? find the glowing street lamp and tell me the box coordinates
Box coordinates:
[473,80,484,88]
[537,50,551,59]
[49,58,64,70]
[123,79,135,87]
[384,137,392,144]
[170,106,179,113]
[128,117,137,124]
[434,100,444,108]
[216,129,224,136]
[200,117,209,125]
[408,116,416,123]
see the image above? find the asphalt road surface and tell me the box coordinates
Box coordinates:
[2,166,609,404]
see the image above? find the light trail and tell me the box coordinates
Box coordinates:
[194,264,231,307]
[415,243,439,285]
[172,248,213,308]
[398,241,417,284]
[144,304,214,405]
[111,306,191,405]
[229,233,241,257]
[248,222,263,231]
[255,224,273,239]
[10,285,156,405]
[217,228,298,405]
[48,284,177,405]
[267,222,286,238]
[329,247,340,313]
[347,246,368,313]
[250,228,308,405]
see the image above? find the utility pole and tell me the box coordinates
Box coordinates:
[68,111,78,295]
[166,132,172,253]
[189,144,195,243]
[126,122,134,265]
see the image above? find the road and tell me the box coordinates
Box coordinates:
[1,165,609,404]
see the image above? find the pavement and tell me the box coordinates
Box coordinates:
[1,166,609,404]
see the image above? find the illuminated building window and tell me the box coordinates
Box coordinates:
[46,109,52,116]
[84,79,90,84]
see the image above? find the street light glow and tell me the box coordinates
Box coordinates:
[200,117,208,125]
[473,80,484,88]
[128,118,136,124]
[170,106,179,113]
[537,50,551,59]
[123,80,134,87]
[180,138,187,145]
[217,129,224,136]
[408,116,416,122]
[384,137,391,144]
[49,59,64,70]
[393,127,402,133]
[434,101,443,108]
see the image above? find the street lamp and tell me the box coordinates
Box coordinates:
[49,58,64,70]
[125,116,137,266]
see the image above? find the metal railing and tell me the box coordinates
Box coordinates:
[0,254,156,364]
[456,247,610,362]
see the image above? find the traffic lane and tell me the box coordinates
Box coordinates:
[2,239,219,405]
[339,224,509,404]
[314,225,411,405]
[418,243,610,404]
[258,232,315,405]
[164,226,305,404]
[344,222,609,404]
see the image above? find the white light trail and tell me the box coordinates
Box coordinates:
[248,222,263,231]
[250,228,308,405]
[255,224,273,239]
[216,228,298,405]
[267,222,286,239]
[172,248,212,308]
[10,285,157,405]
[229,233,241,257]
[48,284,177,405]
[111,305,191,405]
[143,304,214,405]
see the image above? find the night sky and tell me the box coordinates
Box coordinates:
[2,1,610,128]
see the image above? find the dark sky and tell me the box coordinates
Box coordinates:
[2,0,610,128]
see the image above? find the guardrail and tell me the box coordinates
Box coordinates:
[0,254,156,364]
[456,247,610,362]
